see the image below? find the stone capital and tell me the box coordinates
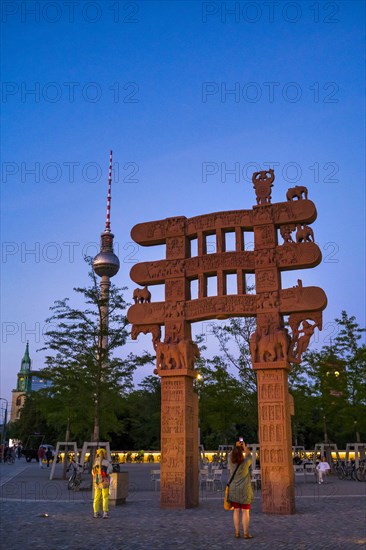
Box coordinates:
[252,360,291,371]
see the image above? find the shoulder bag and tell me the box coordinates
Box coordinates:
[223,463,240,510]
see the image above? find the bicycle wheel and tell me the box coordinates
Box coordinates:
[73,476,82,490]
[67,474,76,490]
[356,467,364,482]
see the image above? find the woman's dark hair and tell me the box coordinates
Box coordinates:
[231,444,244,464]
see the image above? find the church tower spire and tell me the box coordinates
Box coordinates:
[21,341,31,372]
[11,342,33,421]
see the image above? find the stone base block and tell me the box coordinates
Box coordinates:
[109,472,128,506]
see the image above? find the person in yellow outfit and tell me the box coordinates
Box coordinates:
[92,448,112,518]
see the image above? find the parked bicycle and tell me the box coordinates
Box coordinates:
[335,460,356,481]
[355,459,366,482]
[111,452,120,463]
[134,451,144,463]
[67,459,83,490]
[5,453,15,464]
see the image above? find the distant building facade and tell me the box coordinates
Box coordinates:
[10,342,51,422]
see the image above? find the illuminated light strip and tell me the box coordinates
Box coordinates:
[1,494,364,503]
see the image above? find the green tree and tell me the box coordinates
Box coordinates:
[112,375,161,450]
[36,263,152,443]
[197,317,258,444]
[302,311,366,446]
[196,356,257,449]
[209,317,257,390]
[334,311,366,408]
[8,391,58,444]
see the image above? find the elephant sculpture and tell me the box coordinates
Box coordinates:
[286,185,308,201]
[275,328,290,360]
[250,331,259,362]
[295,224,314,243]
[133,286,151,304]
[156,340,200,370]
[250,328,290,363]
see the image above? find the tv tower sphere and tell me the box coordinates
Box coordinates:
[93,245,120,278]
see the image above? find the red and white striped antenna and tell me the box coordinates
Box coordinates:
[105,149,113,232]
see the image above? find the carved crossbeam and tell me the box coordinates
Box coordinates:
[128,286,327,325]
[130,242,321,286]
[130,201,317,246]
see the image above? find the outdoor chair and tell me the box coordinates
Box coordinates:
[304,463,316,482]
[205,468,223,492]
[251,469,261,490]
[294,464,307,483]
[150,469,160,491]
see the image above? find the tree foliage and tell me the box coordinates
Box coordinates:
[112,375,161,450]
[302,311,366,446]
[194,322,258,448]
[13,262,154,444]
[196,310,366,448]
[7,392,58,444]
[9,308,365,450]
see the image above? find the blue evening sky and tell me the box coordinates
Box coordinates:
[1,0,365,413]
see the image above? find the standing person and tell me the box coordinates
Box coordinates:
[92,448,112,519]
[316,456,331,484]
[45,448,53,468]
[228,439,254,539]
[37,446,45,469]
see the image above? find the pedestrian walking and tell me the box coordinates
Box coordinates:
[227,439,254,539]
[45,448,53,468]
[37,446,45,469]
[92,448,112,519]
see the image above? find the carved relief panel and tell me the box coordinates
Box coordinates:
[254,224,277,249]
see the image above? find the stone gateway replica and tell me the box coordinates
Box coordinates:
[127,170,327,513]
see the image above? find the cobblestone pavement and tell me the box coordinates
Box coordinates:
[1,461,365,549]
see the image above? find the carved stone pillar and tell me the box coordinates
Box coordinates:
[160,372,199,508]
[254,363,295,514]
[252,196,295,514]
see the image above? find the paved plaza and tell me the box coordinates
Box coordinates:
[0,460,365,549]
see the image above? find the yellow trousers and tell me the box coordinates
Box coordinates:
[93,486,109,513]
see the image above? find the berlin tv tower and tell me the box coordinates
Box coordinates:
[92,150,120,441]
